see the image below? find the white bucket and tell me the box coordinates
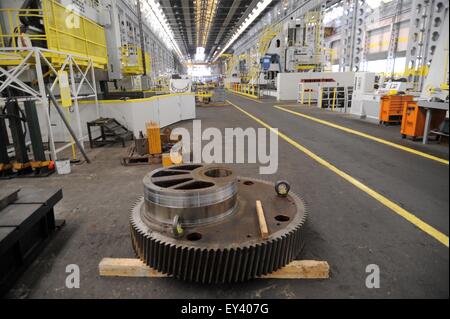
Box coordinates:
[55,159,71,175]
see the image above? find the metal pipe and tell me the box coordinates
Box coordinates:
[45,86,91,163]
[35,49,57,161]
[136,0,147,76]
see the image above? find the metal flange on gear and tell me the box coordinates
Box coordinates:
[130,164,307,283]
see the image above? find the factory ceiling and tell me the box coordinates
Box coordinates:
[157,0,279,61]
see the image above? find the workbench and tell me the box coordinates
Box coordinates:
[0,187,63,296]
[418,101,449,144]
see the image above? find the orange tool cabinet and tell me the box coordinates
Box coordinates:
[401,102,447,140]
[379,95,413,124]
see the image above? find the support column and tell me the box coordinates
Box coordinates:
[35,49,57,161]
[423,108,432,144]
[69,57,85,151]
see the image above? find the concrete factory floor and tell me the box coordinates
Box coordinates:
[2,92,448,298]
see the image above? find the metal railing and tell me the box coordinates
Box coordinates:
[0,0,107,68]
[228,83,260,99]
[0,8,47,48]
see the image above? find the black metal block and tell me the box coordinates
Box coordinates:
[0,187,64,296]
[0,189,20,211]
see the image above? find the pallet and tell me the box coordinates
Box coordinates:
[98,258,330,280]
[121,145,162,166]
[121,154,162,166]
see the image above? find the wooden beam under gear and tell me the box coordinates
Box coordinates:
[99,258,330,279]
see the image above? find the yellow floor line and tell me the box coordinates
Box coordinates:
[227,91,264,103]
[226,99,449,248]
[274,105,449,165]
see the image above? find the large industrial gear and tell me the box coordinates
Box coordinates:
[130,164,307,283]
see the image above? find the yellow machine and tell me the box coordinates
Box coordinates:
[122,45,151,76]
[0,0,108,68]
[194,83,215,104]
[196,90,213,103]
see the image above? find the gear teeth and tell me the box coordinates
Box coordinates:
[129,179,307,283]
[219,249,230,284]
[239,247,249,282]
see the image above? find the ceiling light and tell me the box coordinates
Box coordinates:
[195,0,219,49]
[213,0,273,62]
[195,47,206,61]
[143,0,185,62]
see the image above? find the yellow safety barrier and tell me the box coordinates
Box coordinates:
[331,87,337,110]
[228,83,259,99]
[0,7,47,65]
[296,65,317,71]
[378,65,430,80]
[299,86,317,106]
[78,92,195,104]
[196,83,216,90]
[0,0,108,68]
[403,65,430,77]
[145,87,170,94]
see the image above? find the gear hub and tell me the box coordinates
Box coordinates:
[130,164,307,283]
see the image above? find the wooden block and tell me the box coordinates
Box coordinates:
[98,258,329,279]
[260,260,330,279]
[99,258,166,278]
[255,200,269,239]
